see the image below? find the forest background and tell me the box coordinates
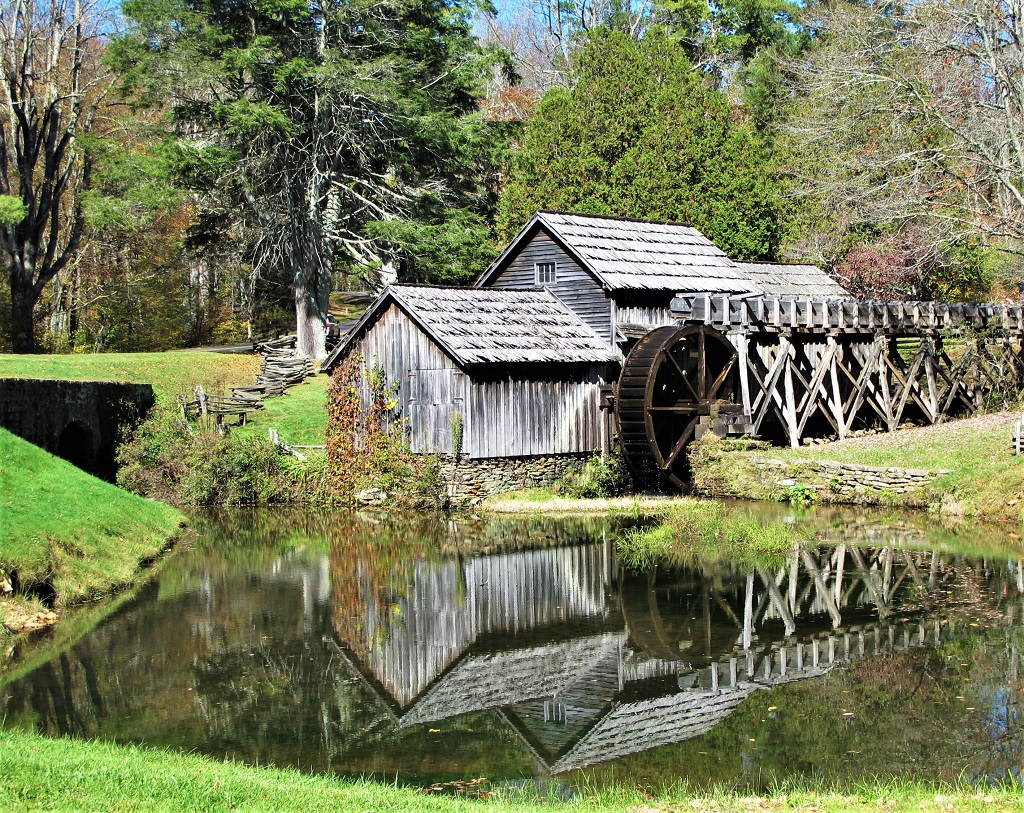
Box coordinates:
[2,0,1022,359]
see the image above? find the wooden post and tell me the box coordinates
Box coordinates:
[834,545,846,608]
[829,337,847,439]
[738,335,752,419]
[882,547,893,604]
[924,341,940,419]
[780,334,799,447]
[789,550,799,615]
[743,572,754,651]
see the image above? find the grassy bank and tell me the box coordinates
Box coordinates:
[0,351,261,403]
[484,493,810,564]
[233,374,328,446]
[483,491,679,514]
[692,412,1024,523]
[0,427,184,632]
[1,729,1020,812]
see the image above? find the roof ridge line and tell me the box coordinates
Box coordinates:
[734,261,822,268]
[538,210,696,229]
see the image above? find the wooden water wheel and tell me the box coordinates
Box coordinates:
[615,324,741,490]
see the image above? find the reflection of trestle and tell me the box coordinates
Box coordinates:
[691,614,947,692]
[544,614,951,773]
[742,546,949,639]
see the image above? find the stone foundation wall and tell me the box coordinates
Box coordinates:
[437,453,594,503]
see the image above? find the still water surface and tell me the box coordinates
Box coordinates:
[3,504,1024,792]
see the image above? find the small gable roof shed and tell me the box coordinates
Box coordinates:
[321,285,618,459]
[477,211,758,295]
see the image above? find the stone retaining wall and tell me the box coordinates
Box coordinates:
[0,378,155,481]
[437,453,594,503]
[704,453,950,504]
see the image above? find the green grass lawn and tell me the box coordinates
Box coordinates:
[0,351,261,403]
[0,427,184,613]
[755,412,1024,521]
[1,728,1020,813]
[234,373,329,446]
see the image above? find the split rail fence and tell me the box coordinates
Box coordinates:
[180,335,314,431]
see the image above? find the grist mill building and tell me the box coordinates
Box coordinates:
[322,211,1023,498]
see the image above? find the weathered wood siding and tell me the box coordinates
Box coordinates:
[407,368,467,454]
[465,365,609,458]
[356,306,463,454]
[612,292,675,330]
[488,231,614,345]
[353,306,611,457]
[615,304,673,328]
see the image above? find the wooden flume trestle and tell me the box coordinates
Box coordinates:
[616,294,1024,488]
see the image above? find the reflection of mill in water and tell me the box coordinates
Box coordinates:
[332,543,1009,773]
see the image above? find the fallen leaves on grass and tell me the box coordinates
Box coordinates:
[422,777,491,799]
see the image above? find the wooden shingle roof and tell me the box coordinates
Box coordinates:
[398,632,625,728]
[321,285,619,372]
[734,262,849,298]
[479,211,758,294]
[548,688,749,773]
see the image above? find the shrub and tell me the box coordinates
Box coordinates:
[786,482,817,507]
[325,355,443,507]
[117,406,324,505]
[556,452,626,499]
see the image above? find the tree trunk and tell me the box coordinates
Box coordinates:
[10,271,38,354]
[294,275,328,359]
[290,169,331,360]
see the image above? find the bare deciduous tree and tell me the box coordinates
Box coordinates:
[783,0,1024,263]
[0,0,112,353]
[480,0,655,95]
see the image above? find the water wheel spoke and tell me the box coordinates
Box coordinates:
[662,415,699,470]
[665,350,700,402]
[698,330,707,398]
[647,405,700,413]
[707,355,737,401]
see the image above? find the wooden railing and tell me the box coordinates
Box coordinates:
[673,294,1024,335]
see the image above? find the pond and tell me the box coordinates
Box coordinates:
[3,503,1024,795]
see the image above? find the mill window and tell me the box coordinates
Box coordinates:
[535,262,557,286]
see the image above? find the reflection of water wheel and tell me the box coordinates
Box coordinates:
[616,325,740,490]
